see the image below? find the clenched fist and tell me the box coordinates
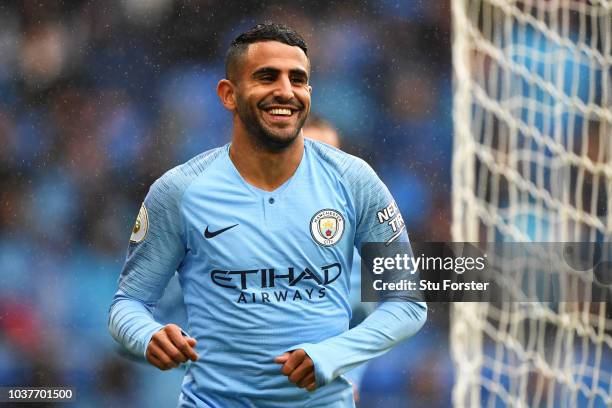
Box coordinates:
[275,349,317,391]
[146,324,199,370]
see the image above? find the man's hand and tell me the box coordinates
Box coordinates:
[274,349,317,391]
[146,324,199,370]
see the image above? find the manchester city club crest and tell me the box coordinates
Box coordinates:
[310,209,345,246]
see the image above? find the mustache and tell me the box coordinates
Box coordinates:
[258,98,304,110]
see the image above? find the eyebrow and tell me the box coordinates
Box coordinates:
[252,67,309,80]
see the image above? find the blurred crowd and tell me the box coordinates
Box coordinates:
[0,1,454,406]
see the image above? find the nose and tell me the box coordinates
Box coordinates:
[272,75,294,101]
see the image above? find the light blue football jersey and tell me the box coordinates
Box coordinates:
[109,139,426,408]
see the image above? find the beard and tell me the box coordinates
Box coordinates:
[235,94,308,152]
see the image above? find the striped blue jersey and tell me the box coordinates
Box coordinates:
[108,139,426,408]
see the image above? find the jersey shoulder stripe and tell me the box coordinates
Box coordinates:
[150,144,228,225]
[119,145,228,299]
[158,144,228,196]
[305,139,405,245]
[305,138,379,189]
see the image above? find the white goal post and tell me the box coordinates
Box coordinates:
[451,0,611,406]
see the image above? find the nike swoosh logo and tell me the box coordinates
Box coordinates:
[204,224,238,239]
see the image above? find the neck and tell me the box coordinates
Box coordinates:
[229,123,304,192]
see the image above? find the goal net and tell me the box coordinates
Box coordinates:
[451,0,611,406]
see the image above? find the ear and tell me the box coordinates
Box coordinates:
[308,85,312,95]
[217,79,237,111]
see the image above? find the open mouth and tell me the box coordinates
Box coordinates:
[261,106,300,125]
[267,107,293,116]
[262,106,298,117]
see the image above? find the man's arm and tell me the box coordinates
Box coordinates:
[277,157,427,388]
[108,171,198,368]
[282,300,426,388]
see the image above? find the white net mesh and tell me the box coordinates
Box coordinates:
[451,0,611,406]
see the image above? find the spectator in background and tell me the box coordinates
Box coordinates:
[302,115,340,148]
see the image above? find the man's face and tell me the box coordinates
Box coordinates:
[233,41,311,150]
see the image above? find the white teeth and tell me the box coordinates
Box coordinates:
[268,108,292,116]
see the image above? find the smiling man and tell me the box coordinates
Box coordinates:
[108,23,426,408]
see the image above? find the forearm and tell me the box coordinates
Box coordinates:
[108,291,165,359]
[293,301,427,387]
